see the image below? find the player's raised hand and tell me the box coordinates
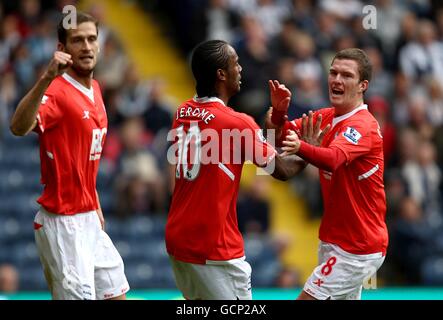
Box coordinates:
[269,80,291,111]
[281,130,301,157]
[301,111,331,147]
[44,51,73,80]
[269,80,291,126]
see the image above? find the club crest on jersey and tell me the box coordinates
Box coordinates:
[343,127,362,144]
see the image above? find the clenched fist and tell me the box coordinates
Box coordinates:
[43,51,73,80]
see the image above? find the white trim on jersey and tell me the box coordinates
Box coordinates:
[193,95,225,106]
[62,73,95,103]
[206,256,246,265]
[358,164,379,181]
[218,163,235,181]
[332,104,368,128]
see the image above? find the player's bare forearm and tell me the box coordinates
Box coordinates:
[10,75,53,136]
[271,154,307,181]
[11,51,72,136]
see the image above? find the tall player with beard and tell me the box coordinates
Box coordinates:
[10,12,129,300]
[166,40,309,300]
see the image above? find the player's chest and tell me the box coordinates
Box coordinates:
[64,96,107,131]
[322,123,344,147]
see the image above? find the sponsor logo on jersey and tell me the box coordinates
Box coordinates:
[343,127,362,144]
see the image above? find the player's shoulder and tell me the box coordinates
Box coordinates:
[316,107,335,116]
[223,106,260,129]
[349,108,378,126]
[46,75,66,93]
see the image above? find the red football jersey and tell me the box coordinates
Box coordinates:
[284,104,388,255]
[34,73,108,215]
[166,97,276,264]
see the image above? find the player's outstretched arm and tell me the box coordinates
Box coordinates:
[10,51,73,136]
[270,153,307,181]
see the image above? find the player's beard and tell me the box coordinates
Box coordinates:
[71,62,95,78]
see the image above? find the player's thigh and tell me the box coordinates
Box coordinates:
[169,256,199,300]
[170,258,252,300]
[304,248,385,300]
[94,230,130,300]
[34,209,98,300]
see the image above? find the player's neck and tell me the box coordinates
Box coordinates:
[334,99,364,116]
[66,69,93,89]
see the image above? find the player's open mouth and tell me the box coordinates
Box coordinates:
[80,56,94,61]
[331,88,344,96]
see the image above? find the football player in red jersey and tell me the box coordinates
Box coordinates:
[10,12,128,300]
[166,40,308,300]
[269,48,388,300]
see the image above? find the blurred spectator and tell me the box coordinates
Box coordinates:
[425,77,443,126]
[95,33,129,91]
[237,176,271,235]
[375,0,406,57]
[289,0,316,33]
[17,0,41,38]
[392,72,412,126]
[408,93,435,140]
[144,78,173,136]
[401,140,443,225]
[275,266,301,288]
[399,19,443,86]
[367,96,396,165]
[0,14,21,71]
[233,15,272,120]
[365,46,393,99]
[252,0,290,38]
[290,164,323,219]
[0,264,18,293]
[115,64,151,118]
[0,70,19,136]
[190,0,240,47]
[389,196,440,283]
[25,14,56,67]
[319,0,363,21]
[113,117,166,218]
[393,11,418,70]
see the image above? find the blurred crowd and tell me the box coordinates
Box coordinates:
[152,0,443,285]
[1,0,443,291]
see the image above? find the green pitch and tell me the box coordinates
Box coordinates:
[2,288,443,300]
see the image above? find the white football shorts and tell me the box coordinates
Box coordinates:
[169,255,252,300]
[34,207,130,300]
[303,241,385,300]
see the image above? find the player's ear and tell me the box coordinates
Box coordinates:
[57,42,65,52]
[217,68,226,81]
[359,80,368,93]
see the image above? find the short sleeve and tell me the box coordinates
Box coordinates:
[329,122,372,164]
[33,92,62,134]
